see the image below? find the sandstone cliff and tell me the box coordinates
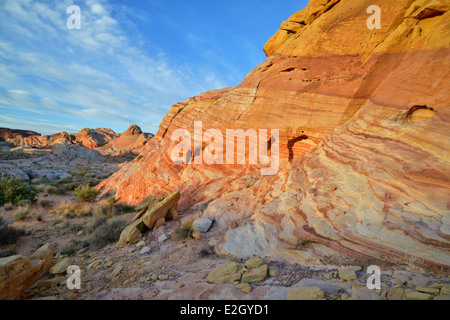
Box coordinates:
[99,0,450,270]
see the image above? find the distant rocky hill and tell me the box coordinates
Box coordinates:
[0,128,40,142]
[1,125,152,156]
[99,0,450,270]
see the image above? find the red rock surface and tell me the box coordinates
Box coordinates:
[99,0,450,270]
[75,128,119,149]
[0,128,40,142]
[98,125,153,156]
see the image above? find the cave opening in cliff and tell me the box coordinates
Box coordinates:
[288,135,308,161]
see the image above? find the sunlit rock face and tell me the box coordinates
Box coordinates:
[99,0,450,270]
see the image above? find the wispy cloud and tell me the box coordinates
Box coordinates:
[0,0,229,135]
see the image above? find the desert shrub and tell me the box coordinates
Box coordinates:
[86,219,127,250]
[175,221,194,240]
[44,185,55,194]
[62,182,78,191]
[71,165,90,178]
[31,177,53,186]
[0,177,37,205]
[56,201,94,218]
[35,184,48,193]
[4,202,14,211]
[106,196,116,205]
[116,204,135,215]
[36,215,43,222]
[56,175,73,185]
[74,184,100,202]
[17,199,32,207]
[86,178,100,187]
[96,172,113,179]
[40,199,53,208]
[61,240,85,256]
[0,217,25,246]
[135,154,143,162]
[13,206,30,221]
[87,216,107,234]
[44,185,65,195]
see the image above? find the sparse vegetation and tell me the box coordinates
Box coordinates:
[71,165,90,178]
[61,240,84,256]
[74,184,100,202]
[39,199,53,208]
[56,201,95,218]
[175,221,194,240]
[86,219,127,250]
[62,182,78,191]
[106,196,116,205]
[87,216,107,234]
[136,154,143,162]
[44,185,66,195]
[13,206,30,221]
[116,204,135,215]
[0,177,37,205]
[0,216,25,246]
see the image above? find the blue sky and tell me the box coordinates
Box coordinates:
[0,0,307,135]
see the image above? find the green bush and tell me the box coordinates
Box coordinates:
[0,177,37,205]
[74,184,100,202]
[106,196,116,205]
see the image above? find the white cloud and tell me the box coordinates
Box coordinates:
[0,0,230,134]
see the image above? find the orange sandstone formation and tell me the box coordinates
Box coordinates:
[99,0,450,270]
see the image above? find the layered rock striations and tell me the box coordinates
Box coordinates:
[99,0,450,270]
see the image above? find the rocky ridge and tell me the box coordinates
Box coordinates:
[98,0,450,270]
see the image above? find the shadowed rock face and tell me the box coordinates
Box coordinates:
[0,128,40,142]
[99,0,450,270]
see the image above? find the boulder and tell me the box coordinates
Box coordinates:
[192,217,214,233]
[406,291,434,300]
[244,258,265,269]
[241,264,268,283]
[49,257,73,275]
[117,192,180,247]
[287,286,325,300]
[207,262,244,284]
[0,255,47,300]
[30,243,55,274]
[338,269,357,281]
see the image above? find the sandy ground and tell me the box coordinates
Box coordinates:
[1,191,449,301]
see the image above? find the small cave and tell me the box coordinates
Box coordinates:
[288,135,308,161]
[402,105,435,123]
